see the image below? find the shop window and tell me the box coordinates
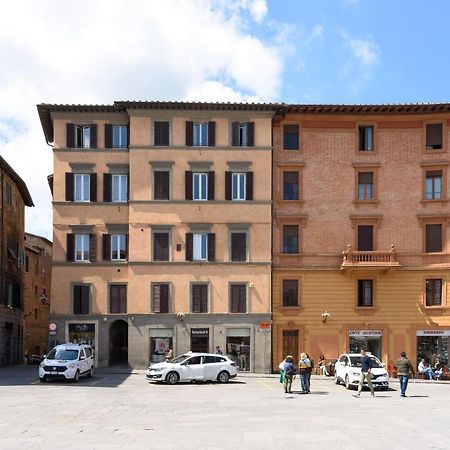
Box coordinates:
[283,172,299,200]
[416,333,449,367]
[109,284,127,314]
[283,225,298,254]
[358,126,374,151]
[425,279,442,306]
[425,224,442,253]
[73,285,90,314]
[357,172,374,200]
[68,323,95,349]
[425,171,442,200]
[349,331,382,359]
[357,225,373,251]
[283,125,299,150]
[282,280,298,307]
[150,334,173,364]
[426,123,443,150]
[357,280,373,307]
[226,332,250,371]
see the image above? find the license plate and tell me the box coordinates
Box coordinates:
[51,371,58,375]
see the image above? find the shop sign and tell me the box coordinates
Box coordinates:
[416,330,450,337]
[259,321,270,330]
[69,323,95,333]
[191,328,209,336]
[349,330,382,337]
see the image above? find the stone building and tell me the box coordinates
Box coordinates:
[0,156,34,365]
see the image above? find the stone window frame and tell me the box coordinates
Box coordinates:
[420,161,448,204]
[355,122,378,154]
[423,120,447,154]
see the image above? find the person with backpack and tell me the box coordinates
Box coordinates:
[298,353,312,394]
[279,355,296,393]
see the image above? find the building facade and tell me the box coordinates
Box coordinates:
[38,102,273,372]
[23,233,52,357]
[0,156,34,365]
[272,104,450,371]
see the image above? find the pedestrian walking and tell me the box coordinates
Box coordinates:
[279,355,296,393]
[298,353,312,393]
[355,348,375,398]
[394,351,415,397]
[215,346,223,355]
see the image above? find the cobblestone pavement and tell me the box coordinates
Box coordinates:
[1,366,449,449]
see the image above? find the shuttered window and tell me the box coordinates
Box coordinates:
[193,123,209,146]
[154,171,170,200]
[75,234,90,262]
[283,125,299,150]
[153,232,170,261]
[426,279,442,306]
[73,285,90,314]
[283,225,298,254]
[231,122,254,146]
[67,124,97,149]
[111,234,127,260]
[191,284,208,313]
[358,126,373,151]
[357,172,374,200]
[426,124,443,150]
[112,174,128,202]
[231,232,247,262]
[426,224,442,253]
[152,283,170,313]
[283,280,298,307]
[230,284,247,313]
[357,225,373,251]
[283,172,299,200]
[154,121,170,146]
[358,280,373,307]
[193,173,208,200]
[425,171,442,200]
[110,285,127,314]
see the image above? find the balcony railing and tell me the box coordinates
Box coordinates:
[341,244,401,271]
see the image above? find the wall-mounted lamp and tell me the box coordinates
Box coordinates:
[102,317,108,323]
[321,310,331,323]
[176,312,185,322]
[249,282,254,289]
[129,316,135,323]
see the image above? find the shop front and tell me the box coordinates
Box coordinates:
[65,321,98,366]
[348,330,382,359]
[416,329,450,366]
[149,328,173,364]
[226,328,251,372]
[190,328,209,353]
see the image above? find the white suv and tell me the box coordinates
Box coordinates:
[146,352,238,384]
[39,343,94,382]
[334,353,389,391]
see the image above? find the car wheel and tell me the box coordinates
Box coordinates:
[217,371,230,383]
[73,370,80,383]
[166,371,179,385]
[39,377,46,383]
[88,367,94,378]
[345,375,351,390]
[334,374,340,385]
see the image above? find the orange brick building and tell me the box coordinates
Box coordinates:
[272,104,450,371]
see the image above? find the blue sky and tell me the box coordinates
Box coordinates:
[0,0,449,238]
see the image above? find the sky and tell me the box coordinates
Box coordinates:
[1,0,449,240]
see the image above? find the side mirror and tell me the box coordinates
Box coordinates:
[381,363,385,368]
[79,356,85,361]
[43,355,47,359]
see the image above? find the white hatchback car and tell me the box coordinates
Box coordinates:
[146,352,238,384]
[39,343,94,382]
[334,353,389,390]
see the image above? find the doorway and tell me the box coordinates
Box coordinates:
[110,320,128,365]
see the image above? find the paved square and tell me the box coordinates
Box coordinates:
[1,366,449,449]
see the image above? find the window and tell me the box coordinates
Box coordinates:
[426,279,442,306]
[425,224,442,253]
[358,280,373,307]
[231,122,254,146]
[75,235,90,262]
[6,183,12,206]
[232,173,246,200]
[426,123,443,150]
[283,125,299,150]
[113,126,128,148]
[73,285,90,314]
[112,174,128,202]
[231,232,247,262]
[193,123,208,146]
[283,225,298,254]
[153,232,170,261]
[425,171,442,200]
[110,284,127,313]
[230,284,247,313]
[74,174,90,202]
[358,126,374,151]
[193,234,208,261]
[357,172,374,200]
[154,121,170,146]
[283,280,298,307]
[111,234,126,260]
[152,283,170,313]
[75,125,91,149]
[154,170,170,200]
[357,225,373,251]
[283,172,299,200]
[191,284,208,313]
[193,173,208,201]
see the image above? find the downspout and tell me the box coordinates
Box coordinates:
[1,172,3,304]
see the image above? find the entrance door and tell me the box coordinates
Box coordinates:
[282,330,299,360]
[110,320,128,365]
[357,225,373,251]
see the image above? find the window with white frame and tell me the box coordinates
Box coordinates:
[111,234,126,260]
[232,173,246,200]
[112,174,128,202]
[74,174,90,202]
[75,126,91,149]
[193,123,208,146]
[75,234,90,262]
[193,234,208,260]
[113,126,128,148]
[193,173,208,201]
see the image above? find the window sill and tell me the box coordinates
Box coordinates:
[422,305,446,310]
[278,200,304,204]
[356,150,378,155]
[353,199,379,204]
[420,199,448,205]
[420,252,447,256]
[353,307,377,314]
[280,306,302,315]
[279,253,301,257]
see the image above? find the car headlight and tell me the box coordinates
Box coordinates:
[351,372,360,376]
[39,362,45,368]
[150,368,162,372]
[68,363,76,368]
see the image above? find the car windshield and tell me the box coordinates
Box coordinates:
[350,356,383,368]
[168,354,190,364]
[47,349,79,360]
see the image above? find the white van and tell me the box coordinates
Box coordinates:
[39,343,94,382]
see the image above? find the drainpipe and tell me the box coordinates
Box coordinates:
[1,172,3,303]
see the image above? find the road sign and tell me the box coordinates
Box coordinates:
[49,323,57,332]
[49,331,56,336]
[259,321,270,330]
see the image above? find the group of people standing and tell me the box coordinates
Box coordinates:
[279,353,313,394]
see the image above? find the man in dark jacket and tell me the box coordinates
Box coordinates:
[394,352,415,397]
[355,348,375,398]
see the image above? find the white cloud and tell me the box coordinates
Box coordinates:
[348,38,380,66]
[0,0,283,239]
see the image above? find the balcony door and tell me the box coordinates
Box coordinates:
[357,225,373,251]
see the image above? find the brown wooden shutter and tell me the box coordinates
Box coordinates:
[155,122,170,146]
[426,124,443,149]
[231,122,239,146]
[207,171,215,200]
[225,171,232,200]
[426,224,442,252]
[207,233,215,261]
[125,234,129,260]
[154,171,170,200]
[65,173,74,201]
[90,124,97,148]
[231,233,247,261]
[66,234,75,261]
[192,285,201,313]
[110,285,118,313]
[246,172,253,200]
[186,233,193,261]
[127,172,130,202]
[66,124,75,148]
[103,173,112,202]
[238,284,246,312]
[162,122,169,146]
[104,124,113,148]
[357,225,373,251]
[160,284,169,313]
[231,285,239,313]
[154,233,169,261]
[185,171,193,200]
[186,121,193,146]
[103,234,111,261]
[152,284,161,313]
[73,285,81,314]
[90,173,97,202]
[247,122,254,146]
[89,234,96,262]
[208,122,215,146]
